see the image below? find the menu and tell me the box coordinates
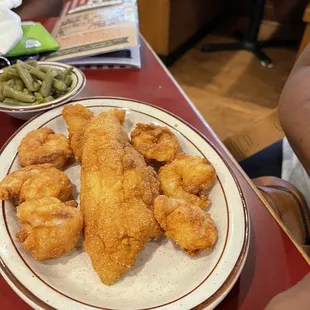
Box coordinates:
[42,0,141,69]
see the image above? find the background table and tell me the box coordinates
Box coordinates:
[0,18,309,310]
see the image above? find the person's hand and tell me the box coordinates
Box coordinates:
[265,273,310,310]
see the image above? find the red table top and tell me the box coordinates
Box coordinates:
[0,18,309,310]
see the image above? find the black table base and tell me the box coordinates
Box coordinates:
[201,0,296,68]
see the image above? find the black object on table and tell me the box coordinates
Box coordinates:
[0,54,40,70]
[201,0,296,68]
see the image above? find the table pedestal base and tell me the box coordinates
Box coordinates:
[202,39,297,68]
[201,0,297,68]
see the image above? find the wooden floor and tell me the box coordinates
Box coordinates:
[169,22,298,141]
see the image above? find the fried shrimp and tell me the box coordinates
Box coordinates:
[18,128,72,169]
[154,195,217,256]
[131,123,180,162]
[0,164,72,204]
[158,153,216,209]
[16,197,83,260]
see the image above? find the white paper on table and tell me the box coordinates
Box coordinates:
[0,1,23,55]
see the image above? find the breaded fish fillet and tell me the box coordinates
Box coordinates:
[62,104,94,161]
[66,106,161,285]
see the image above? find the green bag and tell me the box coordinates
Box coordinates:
[5,22,59,57]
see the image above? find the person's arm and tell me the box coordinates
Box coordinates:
[265,273,310,310]
[278,43,310,176]
[13,0,63,20]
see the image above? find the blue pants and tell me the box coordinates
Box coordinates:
[239,140,283,178]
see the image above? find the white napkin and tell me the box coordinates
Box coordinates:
[0,0,23,55]
[0,0,22,9]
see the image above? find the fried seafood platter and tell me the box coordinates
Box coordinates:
[0,99,248,310]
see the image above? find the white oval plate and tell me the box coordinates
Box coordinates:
[0,98,249,310]
[0,62,86,112]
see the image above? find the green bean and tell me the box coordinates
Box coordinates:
[3,84,35,103]
[0,81,5,94]
[40,68,53,97]
[55,70,65,81]
[33,81,40,92]
[53,79,67,91]
[6,79,15,87]
[16,60,35,92]
[34,92,43,100]
[65,75,73,87]
[1,61,72,104]
[64,66,73,76]
[39,66,55,74]
[0,72,16,81]
[0,83,4,101]
[40,66,60,78]
[15,79,24,91]
[26,65,46,80]
[55,68,71,81]
[54,90,66,98]
[43,95,55,103]
[3,98,32,106]
[34,93,45,104]
[26,60,38,67]
[38,65,48,72]
[3,68,19,78]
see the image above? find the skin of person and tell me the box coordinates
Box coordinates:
[13,0,63,20]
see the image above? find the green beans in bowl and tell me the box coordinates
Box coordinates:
[0,61,86,120]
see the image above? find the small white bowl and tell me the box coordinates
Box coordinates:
[0,62,86,120]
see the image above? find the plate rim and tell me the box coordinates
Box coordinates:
[0,97,250,310]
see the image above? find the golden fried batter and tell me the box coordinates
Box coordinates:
[78,107,161,285]
[18,128,72,169]
[154,195,217,256]
[159,153,216,209]
[0,164,72,204]
[62,104,94,161]
[16,197,83,260]
[131,123,180,162]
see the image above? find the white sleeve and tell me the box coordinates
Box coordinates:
[282,137,310,209]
